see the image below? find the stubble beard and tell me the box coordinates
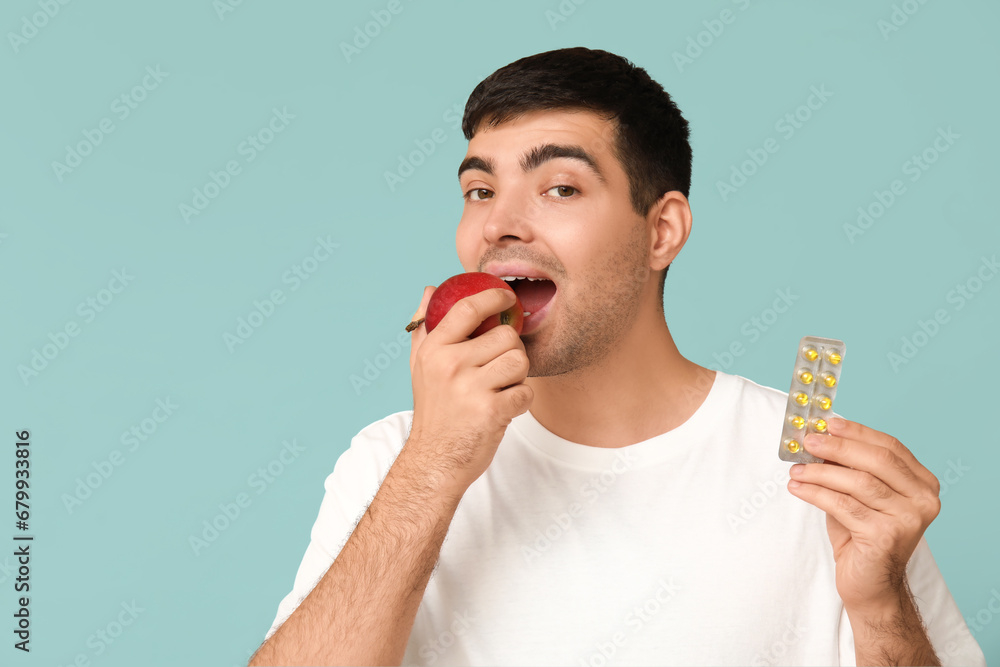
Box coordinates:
[525,222,649,378]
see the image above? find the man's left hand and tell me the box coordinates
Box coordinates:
[787,417,942,613]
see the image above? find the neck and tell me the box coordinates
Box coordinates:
[523,306,716,449]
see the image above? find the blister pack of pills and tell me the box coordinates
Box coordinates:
[778,336,846,463]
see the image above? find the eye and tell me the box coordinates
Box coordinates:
[546,185,577,198]
[463,188,494,201]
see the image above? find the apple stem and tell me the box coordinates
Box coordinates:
[405,317,425,333]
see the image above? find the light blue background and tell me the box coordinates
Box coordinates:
[1,1,998,665]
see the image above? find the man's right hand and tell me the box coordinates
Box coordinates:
[406,285,533,498]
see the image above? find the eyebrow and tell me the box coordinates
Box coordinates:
[457,143,607,184]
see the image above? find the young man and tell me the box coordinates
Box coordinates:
[250,48,984,666]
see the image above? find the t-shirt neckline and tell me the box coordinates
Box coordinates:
[509,370,735,470]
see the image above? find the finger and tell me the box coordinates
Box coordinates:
[496,382,534,419]
[828,417,939,491]
[802,432,927,499]
[787,480,874,534]
[409,285,434,377]
[789,462,900,514]
[462,322,525,368]
[431,288,518,344]
[481,348,530,390]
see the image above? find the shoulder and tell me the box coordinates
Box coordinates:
[720,371,790,417]
[327,410,414,486]
[352,409,414,450]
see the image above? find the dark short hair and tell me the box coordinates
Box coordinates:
[462,47,693,294]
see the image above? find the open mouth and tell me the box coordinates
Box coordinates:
[507,278,557,333]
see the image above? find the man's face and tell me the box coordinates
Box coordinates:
[456,109,653,377]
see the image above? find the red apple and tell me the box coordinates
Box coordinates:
[425,272,524,337]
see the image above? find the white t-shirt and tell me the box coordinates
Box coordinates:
[264,370,985,666]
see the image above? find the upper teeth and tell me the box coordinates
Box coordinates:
[499,276,544,281]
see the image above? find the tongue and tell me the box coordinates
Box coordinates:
[513,280,556,313]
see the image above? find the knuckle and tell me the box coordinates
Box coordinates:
[515,387,531,411]
[837,493,866,521]
[435,353,460,379]
[488,354,513,380]
[901,511,922,531]
[892,456,915,478]
[496,324,520,347]
[873,448,896,468]
[886,520,907,543]
[454,298,480,321]
[510,351,529,375]
[929,473,941,496]
[861,473,892,500]
[508,385,532,414]
[918,491,942,519]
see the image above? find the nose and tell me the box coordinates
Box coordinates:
[481,189,538,245]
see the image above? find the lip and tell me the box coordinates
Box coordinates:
[482,263,554,281]
[520,288,556,336]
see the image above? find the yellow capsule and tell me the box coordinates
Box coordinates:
[826,349,842,365]
[821,372,837,387]
[794,392,809,406]
[798,370,814,385]
[812,418,828,433]
[785,439,801,453]
[802,346,819,362]
[815,395,832,410]
[789,415,806,429]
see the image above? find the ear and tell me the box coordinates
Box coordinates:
[647,191,692,271]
